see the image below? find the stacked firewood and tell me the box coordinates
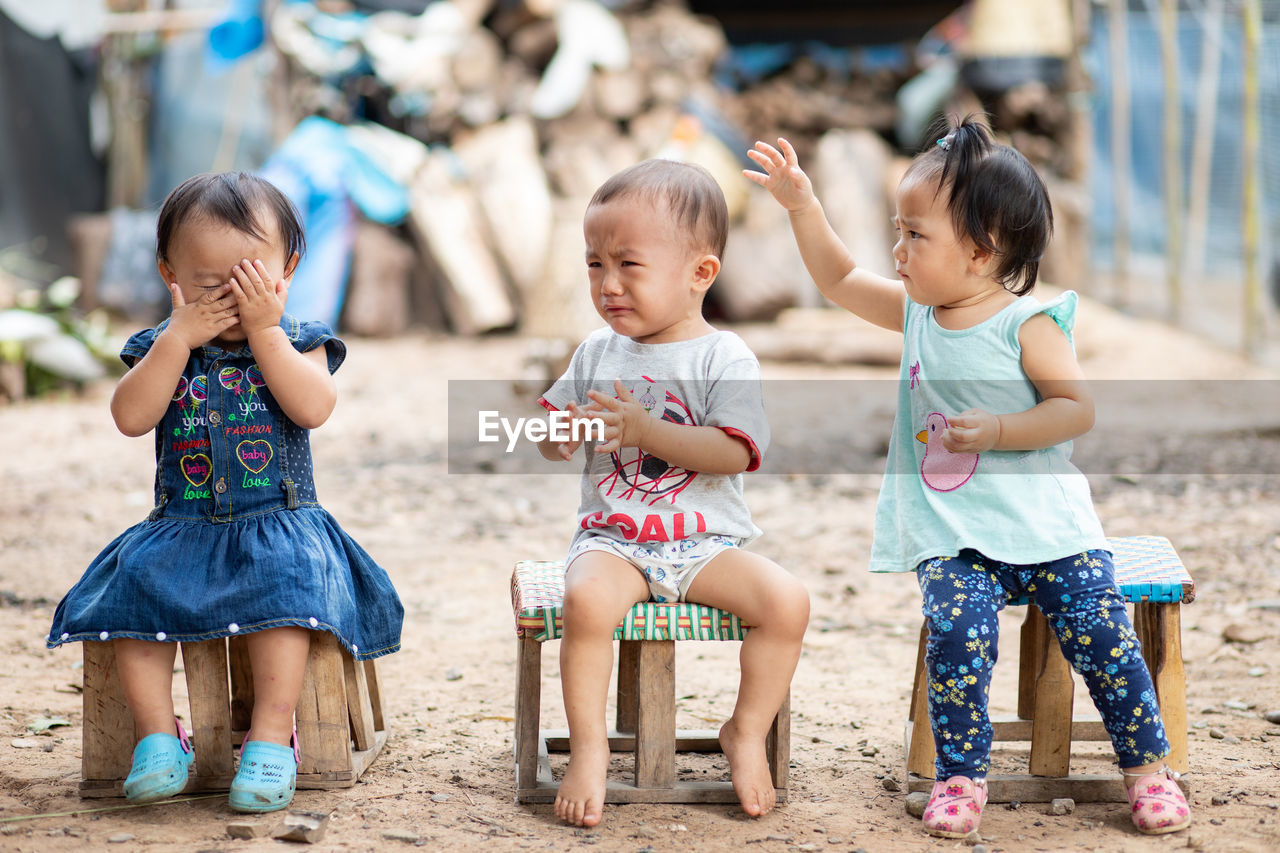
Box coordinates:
[275,0,1079,341]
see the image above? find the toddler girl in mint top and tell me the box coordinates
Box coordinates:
[747,116,1189,837]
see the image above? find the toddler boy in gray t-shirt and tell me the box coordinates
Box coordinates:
[536,159,809,829]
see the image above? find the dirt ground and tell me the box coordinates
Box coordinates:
[1,290,1278,853]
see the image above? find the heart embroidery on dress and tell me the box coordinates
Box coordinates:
[236,440,273,474]
[180,454,212,487]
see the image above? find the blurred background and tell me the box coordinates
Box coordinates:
[1,0,1278,400]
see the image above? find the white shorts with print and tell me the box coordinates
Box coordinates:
[566,534,742,603]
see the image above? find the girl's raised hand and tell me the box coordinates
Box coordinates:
[162,281,239,350]
[229,259,286,338]
[743,138,816,212]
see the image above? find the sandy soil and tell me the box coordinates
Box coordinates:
[1,292,1278,852]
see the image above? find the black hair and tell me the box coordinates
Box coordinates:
[902,115,1052,295]
[156,172,305,265]
[588,159,729,259]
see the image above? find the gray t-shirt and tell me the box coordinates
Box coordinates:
[539,327,770,551]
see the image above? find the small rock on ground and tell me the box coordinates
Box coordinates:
[273,811,329,844]
[905,791,929,818]
[106,833,134,844]
[383,827,421,843]
[1050,798,1075,815]
[227,820,273,839]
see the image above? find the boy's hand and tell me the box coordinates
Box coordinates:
[549,400,602,460]
[942,409,1002,454]
[586,379,653,454]
[743,138,816,213]
[161,281,239,350]
[229,259,286,338]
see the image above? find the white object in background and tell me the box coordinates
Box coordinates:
[529,0,630,120]
[362,2,467,95]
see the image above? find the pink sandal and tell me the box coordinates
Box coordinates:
[1124,767,1191,835]
[922,775,988,838]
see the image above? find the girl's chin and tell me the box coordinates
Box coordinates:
[213,327,247,346]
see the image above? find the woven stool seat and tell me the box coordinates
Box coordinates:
[906,535,1194,803]
[511,559,788,804]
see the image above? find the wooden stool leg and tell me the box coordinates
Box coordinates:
[343,651,377,751]
[1018,605,1046,720]
[907,620,936,778]
[228,635,254,737]
[766,693,790,789]
[515,637,542,794]
[1136,601,1188,773]
[634,640,675,789]
[364,659,385,732]
[81,641,135,786]
[297,632,351,775]
[181,640,234,784]
[616,640,640,734]
[1029,607,1074,777]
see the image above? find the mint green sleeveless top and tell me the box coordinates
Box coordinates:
[868,290,1108,573]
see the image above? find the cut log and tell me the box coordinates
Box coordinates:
[812,129,897,289]
[452,117,553,296]
[342,222,415,337]
[713,187,808,321]
[408,153,516,335]
[522,196,604,341]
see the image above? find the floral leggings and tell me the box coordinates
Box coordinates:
[916,549,1170,779]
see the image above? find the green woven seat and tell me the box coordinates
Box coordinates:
[511,560,748,642]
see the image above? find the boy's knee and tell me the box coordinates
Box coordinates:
[561,585,622,634]
[769,578,810,636]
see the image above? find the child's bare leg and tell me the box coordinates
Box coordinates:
[684,551,808,817]
[113,639,179,740]
[554,551,649,828]
[244,627,311,745]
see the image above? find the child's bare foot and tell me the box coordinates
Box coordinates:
[719,717,777,817]
[553,739,609,827]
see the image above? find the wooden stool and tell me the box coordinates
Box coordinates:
[511,560,789,804]
[79,631,387,797]
[905,536,1194,802]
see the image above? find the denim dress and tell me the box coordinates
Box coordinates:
[48,315,403,660]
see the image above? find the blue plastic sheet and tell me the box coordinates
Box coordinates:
[206,0,264,72]
[258,117,410,328]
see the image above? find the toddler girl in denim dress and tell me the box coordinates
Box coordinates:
[48,172,403,813]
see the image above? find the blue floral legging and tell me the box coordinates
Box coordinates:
[916,549,1170,779]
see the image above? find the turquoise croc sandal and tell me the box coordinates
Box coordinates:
[229,732,299,813]
[122,719,194,804]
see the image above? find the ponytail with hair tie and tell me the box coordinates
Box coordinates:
[907,115,1051,296]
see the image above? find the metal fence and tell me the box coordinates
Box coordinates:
[1083,0,1279,361]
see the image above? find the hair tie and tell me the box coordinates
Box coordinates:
[936,133,954,151]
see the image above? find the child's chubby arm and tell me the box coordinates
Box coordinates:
[580,380,752,475]
[941,314,1095,453]
[233,259,337,429]
[744,137,905,333]
[110,281,240,437]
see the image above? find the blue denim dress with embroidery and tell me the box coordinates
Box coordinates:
[47,315,403,660]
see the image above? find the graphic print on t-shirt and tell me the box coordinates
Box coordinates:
[596,378,698,505]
